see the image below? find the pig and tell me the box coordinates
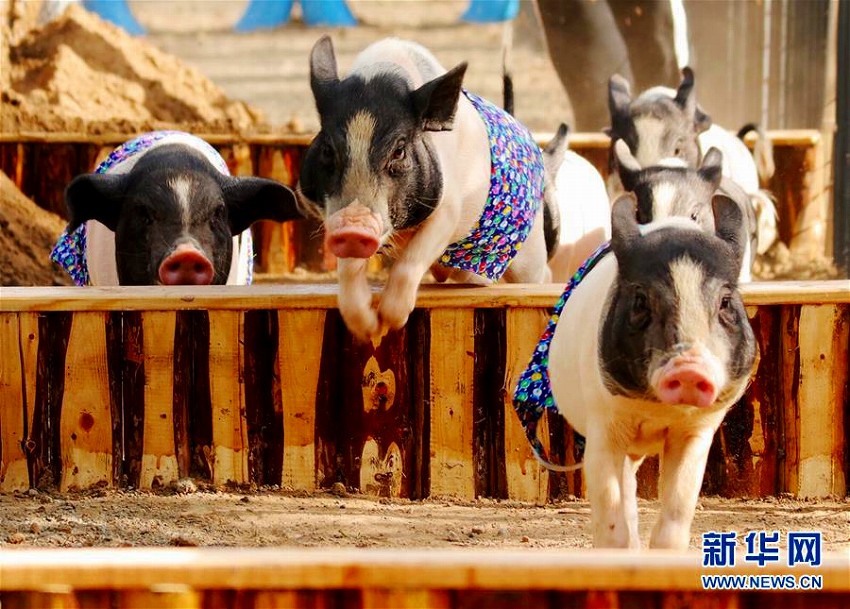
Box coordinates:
[51,131,302,286]
[613,139,758,282]
[541,124,613,283]
[519,194,756,549]
[607,68,778,256]
[297,36,550,342]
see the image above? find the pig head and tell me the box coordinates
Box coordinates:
[298,36,548,342]
[614,139,758,281]
[548,195,756,549]
[61,142,301,286]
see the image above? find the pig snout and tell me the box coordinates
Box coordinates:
[653,353,719,408]
[158,244,215,285]
[324,202,383,259]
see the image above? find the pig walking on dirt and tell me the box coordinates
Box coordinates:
[52,131,302,286]
[514,194,756,549]
[298,36,550,342]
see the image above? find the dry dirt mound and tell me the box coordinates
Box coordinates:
[2,3,267,135]
[0,170,72,287]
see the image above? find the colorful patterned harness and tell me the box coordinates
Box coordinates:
[51,131,253,286]
[512,242,612,469]
[439,90,544,282]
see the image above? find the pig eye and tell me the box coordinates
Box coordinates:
[134,205,153,226]
[720,296,731,310]
[690,211,699,222]
[391,143,406,162]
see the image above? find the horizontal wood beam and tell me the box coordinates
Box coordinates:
[1,281,848,313]
[0,548,847,592]
[0,129,822,148]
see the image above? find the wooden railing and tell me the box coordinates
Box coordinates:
[1,281,847,499]
[0,130,828,274]
[0,548,847,608]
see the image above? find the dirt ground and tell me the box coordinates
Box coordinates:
[0,488,848,552]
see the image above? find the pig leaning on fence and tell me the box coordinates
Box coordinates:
[297,36,551,342]
[514,194,756,549]
[51,131,302,286]
[606,67,778,257]
[613,139,758,282]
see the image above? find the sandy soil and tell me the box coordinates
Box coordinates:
[1,489,848,552]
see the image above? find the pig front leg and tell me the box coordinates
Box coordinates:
[584,439,642,549]
[337,257,380,342]
[649,430,715,550]
[377,205,459,333]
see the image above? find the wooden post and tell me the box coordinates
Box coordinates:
[794,304,848,497]
[139,312,179,490]
[59,312,113,491]
[503,308,551,503]
[0,313,32,491]
[278,309,325,492]
[428,309,475,499]
[208,311,249,486]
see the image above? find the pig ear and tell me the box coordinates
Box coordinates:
[222,177,303,236]
[542,123,569,170]
[610,193,640,258]
[614,139,642,192]
[64,173,126,232]
[412,62,467,132]
[711,194,746,266]
[310,35,339,104]
[674,67,697,116]
[608,74,632,120]
[694,104,712,133]
[698,147,724,189]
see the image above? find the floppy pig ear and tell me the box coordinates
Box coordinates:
[223,177,303,236]
[711,194,746,267]
[608,74,632,121]
[412,63,467,132]
[610,193,640,261]
[614,139,642,192]
[310,35,339,110]
[698,147,724,189]
[64,173,127,232]
[542,123,569,171]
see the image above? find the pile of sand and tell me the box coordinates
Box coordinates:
[2,3,267,135]
[0,171,72,287]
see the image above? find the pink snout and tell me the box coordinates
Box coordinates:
[654,361,719,408]
[158,244,214,285]
[325,227,380,259]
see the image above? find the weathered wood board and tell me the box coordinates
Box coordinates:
[1,282,847,499]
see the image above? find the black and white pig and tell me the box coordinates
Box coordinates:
[613,139,758,282]
[607,68,778,256]
[297,36,551,342]
[548,195,757,549]
[541,124,612,283]
[51,131,301,286]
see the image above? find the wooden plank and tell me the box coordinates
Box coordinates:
[138,312,178,490]
[59,312,113,491]
[428,309,475,499]
[119,587,202,609]
[208,311,248,486]
[2,281,848,313]
[0,314,28,491]
[795,304,848,497]
[780,306,802,495]
[361,589,452,609]
[279,310,325,492]
[0,548,847,592]
[503,309,551,503]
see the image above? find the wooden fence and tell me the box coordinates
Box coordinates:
[0,548,847,608]
[0,130,829,274]
[1,281,847,500]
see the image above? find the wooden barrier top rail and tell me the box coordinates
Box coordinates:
[1,281,848,312]
[0,129,822,147]
[0,548,847,592]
